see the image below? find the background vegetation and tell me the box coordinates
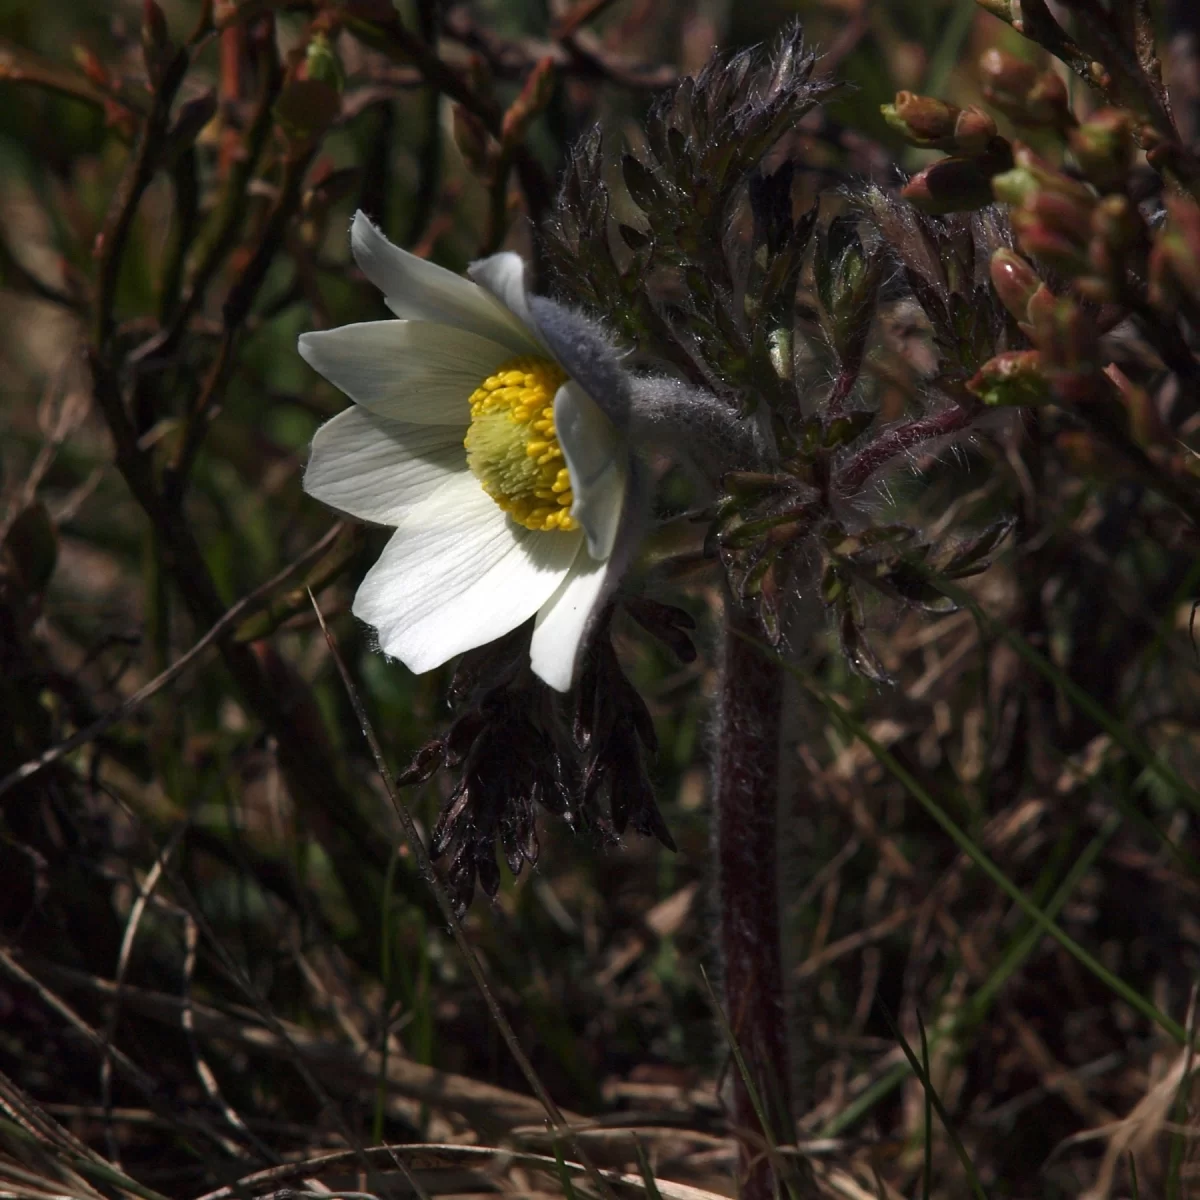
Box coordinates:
[2,0,1200,1197]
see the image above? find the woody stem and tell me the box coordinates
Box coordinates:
[713,600,806,1199]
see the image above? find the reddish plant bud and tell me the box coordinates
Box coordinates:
[1023,280,1058,327]
[980,48,1038,98]
[994,145,1096,272]
[1024,70,1072,129]
[882,93,999,156]
[1148,193,1200,315]
[1015,226,1088,273]
[1031,190,1096,239]
[902,155,997,214]
[141,1,174,91]
[1081,194,1140,298]
[954,106,999,155]
[72,45,110,88]
[967,349,1053,406]
[994,144,1094,209]
[1029,293,1091,363]
[1069,108,1135,192]
[501,56,556,149]
[882,91,960,148]
[989,247,1042,324]
[1025,292,1101,401]
[1104,363,1169,447]
[1092,194,1138,251]
[980,50,1072,129]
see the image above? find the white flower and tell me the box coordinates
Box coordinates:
[299,212,636,692]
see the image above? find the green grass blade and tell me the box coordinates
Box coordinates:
[823,814,1122,1137]
[960,813,1121,1025]
[920,1015,933,1200]
[934,578,1200,814]
[923,0,979,98]
[373,845,401,1145]
[551,1137,582,1200]
[754,640,1187,1044]
[700,966,801,1200]
[876,1002,988,1200]
[632,1137,665,1200]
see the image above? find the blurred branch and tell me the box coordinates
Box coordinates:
[442,7,677,89]
[337,3,673,238]
[407,85,443,247]
[133,27,282,367]
[93,48,191,350]
[553,0,621,40]
[167,144,320,497]
[0,233,83,313]
[0,39,143,116]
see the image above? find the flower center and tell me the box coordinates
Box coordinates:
[464,356,579,533]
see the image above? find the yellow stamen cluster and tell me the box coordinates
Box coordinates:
[464,355,579,533]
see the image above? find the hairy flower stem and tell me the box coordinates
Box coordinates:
[714,602,806,1199]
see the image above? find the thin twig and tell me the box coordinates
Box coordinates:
[553,0,622,40]
[193,1143,724,1200]
[100,826,188,1167]
[0,523,346,800]
[93,48,190,349]
[133,847,397,1197]
[0,37,142,115]
[0,949,243,1158]
[132,28,282,367]
[0,230,83,311]
[178,909,276,1161]
[28,960,581,1130]
[308,591,621,1200]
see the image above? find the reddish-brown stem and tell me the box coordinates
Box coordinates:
[834,402,976,495]
[217,24,243,176]
[713,601,794,1200]
[823,365,858,417]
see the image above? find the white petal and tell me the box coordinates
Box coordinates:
[351,212,538,356]
[554,381,627,561]
[352,476,584,674]
[467,252,546,351]
[298,320,510,426]
[304,407,465,526]
[530,552,611,692]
